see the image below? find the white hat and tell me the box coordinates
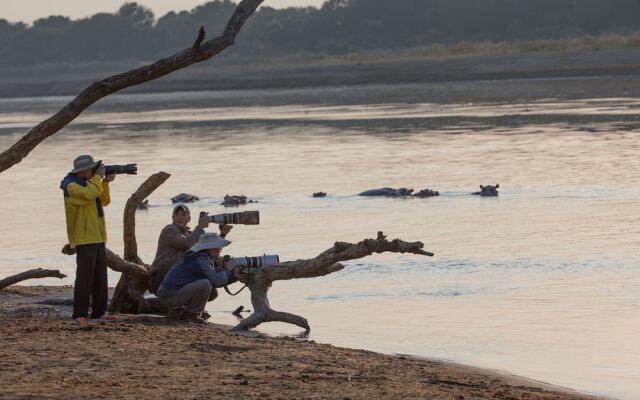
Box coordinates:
[189,233,231,253]
[71,155,101,173]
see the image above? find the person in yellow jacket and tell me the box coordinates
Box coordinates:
[60,155,116,322]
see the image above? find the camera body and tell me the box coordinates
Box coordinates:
[232,255,279,273]
[209,211,260,225]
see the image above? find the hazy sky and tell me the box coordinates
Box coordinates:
[0,0,326,24]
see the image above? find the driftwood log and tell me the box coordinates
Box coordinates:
[232,232,433,332]
[0,268,66,290]
[110,172,171,314]
[0,0,265,174]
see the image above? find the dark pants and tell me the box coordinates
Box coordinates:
[73,243,108,319]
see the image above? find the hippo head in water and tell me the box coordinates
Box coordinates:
[473,184,499,197]
[171,193,200,203]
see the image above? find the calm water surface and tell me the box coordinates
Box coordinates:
[0,87,638,399]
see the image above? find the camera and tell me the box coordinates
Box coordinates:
[232,255,279,273]
[94,162,138,175]
[209,211,259,225]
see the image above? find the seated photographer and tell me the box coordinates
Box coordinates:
[148,204,232,295]
[157,233,239,324]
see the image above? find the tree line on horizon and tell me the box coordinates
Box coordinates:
[1,0,640,67]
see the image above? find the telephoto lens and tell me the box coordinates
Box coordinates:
[209,211,259,225]
[232,255,280,272]
[104,164,138,175]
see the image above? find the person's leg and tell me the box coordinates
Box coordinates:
[90,243,108,319]
[208,287,218,302]
[73,244,96,319]
[163,279,212,315]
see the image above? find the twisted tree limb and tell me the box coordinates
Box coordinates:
[233,232,434,333]
[0,268,66,290]
[123,172,171,264]
[111,172,171,314]
[0,0,265,174]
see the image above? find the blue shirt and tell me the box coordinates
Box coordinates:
[158,251,236,294]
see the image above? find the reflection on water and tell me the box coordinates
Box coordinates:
[0,92,638,399]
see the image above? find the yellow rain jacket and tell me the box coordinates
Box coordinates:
[60,174,111,248]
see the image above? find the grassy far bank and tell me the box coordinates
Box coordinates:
[0,286,601,400]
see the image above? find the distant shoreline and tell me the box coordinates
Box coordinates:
[1,46,640,103]
[0,285,603,400]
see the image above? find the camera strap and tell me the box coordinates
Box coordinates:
[224,283,247,296]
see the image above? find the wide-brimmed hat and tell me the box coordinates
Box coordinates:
[189,233,231,253]
[70,155,101,173]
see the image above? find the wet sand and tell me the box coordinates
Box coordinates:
[0,286,603,400]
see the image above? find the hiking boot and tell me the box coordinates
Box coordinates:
[201,311,211,320]
[73,316,89,324]
[180,310,206,324]
[167,307,184,320]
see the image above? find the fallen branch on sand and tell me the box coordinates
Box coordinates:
[0,268,66,290]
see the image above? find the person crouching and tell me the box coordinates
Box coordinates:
[157,233,239,324]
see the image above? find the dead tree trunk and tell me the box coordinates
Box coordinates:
[0,268,66,290]
[109,172,170,314]
[0,0,265,174]
[233,232,433,333]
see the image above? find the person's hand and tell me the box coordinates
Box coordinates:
[198,212,210,229]
[223,257,236,270]
[94,165,105,178]
[103,174,116,182]
[233,269,243,279]
[219,224,233,238]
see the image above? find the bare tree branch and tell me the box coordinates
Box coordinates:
[123,172,171,263]
[0,0,265,174]
[0,268,66,290]
[233,232,434,332]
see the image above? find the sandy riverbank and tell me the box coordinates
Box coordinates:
[0,286,603,400]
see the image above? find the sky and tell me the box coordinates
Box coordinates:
[0,0,326,24]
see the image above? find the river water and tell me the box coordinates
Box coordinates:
[0,85,638,399]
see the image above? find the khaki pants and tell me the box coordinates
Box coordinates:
[158,279,212,314]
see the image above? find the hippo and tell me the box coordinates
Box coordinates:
[136,199,150,210]
[171,193,199,203]
[413,189,440,198]
[313,192,327,198]
[359,187,414,197]
[472,184,499,197]
[221,194,257,207]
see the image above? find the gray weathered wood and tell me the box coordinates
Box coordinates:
[0,268,66,290]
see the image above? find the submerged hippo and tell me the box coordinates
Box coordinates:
[413,188,440,198]
[472,184,500,197]
[359,187,414,197]
[313,192,327,198]
[221,194,257,207]
[171,193,200,203]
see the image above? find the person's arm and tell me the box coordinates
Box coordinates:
[66,175,104,205]
[196,256,234,288]
[100,174,115,207]
[160,225,202,251]
[100,181,111,207]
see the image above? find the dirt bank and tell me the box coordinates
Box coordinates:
[0,286,602,400]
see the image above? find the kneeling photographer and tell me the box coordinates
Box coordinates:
[157,233,240,324]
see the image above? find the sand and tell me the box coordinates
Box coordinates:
[0,286,603,400]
